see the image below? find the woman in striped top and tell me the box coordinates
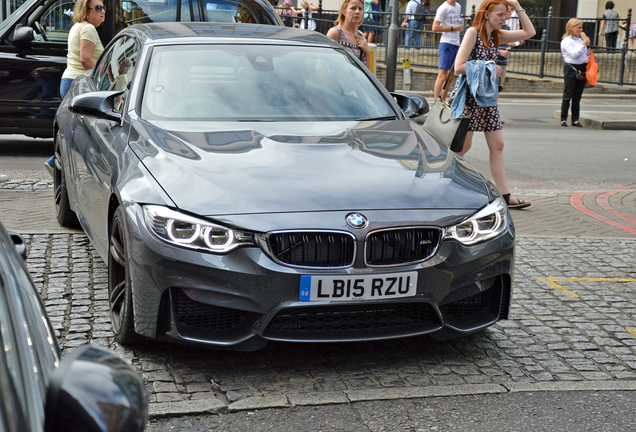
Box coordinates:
[327,0,370,68]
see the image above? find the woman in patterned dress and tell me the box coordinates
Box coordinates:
[327,0,370,68]
[452,0,535,209]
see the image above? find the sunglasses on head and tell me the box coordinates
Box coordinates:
[89,5,106,12]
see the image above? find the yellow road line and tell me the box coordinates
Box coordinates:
[536,277,636,298]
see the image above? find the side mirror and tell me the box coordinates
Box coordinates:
[13,26,35,44]
[8,231,28,260]
[391,92,430,118]
[70,91,124,122]
[44,344,148,432]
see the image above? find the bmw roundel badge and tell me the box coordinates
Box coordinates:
[346,213,368,229]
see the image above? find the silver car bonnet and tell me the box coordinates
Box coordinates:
[128,118,491,217]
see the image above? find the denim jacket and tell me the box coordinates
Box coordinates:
[450,60,499,119]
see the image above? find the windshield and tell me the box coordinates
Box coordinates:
[141,44,396,122]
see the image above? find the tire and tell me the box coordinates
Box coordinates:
[108,206,143,345]
[53,133,80,228]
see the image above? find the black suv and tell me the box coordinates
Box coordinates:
[0,0,283,138]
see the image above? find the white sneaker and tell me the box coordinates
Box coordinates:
[0,174,8,183]
[44,159,54,178]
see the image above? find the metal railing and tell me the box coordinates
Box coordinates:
[4,0,633,86]
[283,5,635,87]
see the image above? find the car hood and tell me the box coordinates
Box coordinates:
[128,119,491,217]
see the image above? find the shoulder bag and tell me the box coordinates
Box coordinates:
[567,63,586,81]
[423,63,470,153]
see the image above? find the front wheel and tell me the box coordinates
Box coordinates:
[108,206,143,345]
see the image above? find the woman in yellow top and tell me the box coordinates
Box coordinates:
[47,0,105,176]
[60,0,105,98]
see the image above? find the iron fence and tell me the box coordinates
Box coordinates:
[4,1,633,86]
[288,5,635,87]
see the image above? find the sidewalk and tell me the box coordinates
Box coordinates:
[2,181,636,419]
[3,181,636,420]
[409,93,636,130]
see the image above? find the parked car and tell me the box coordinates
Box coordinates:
[0,0,283,138]
[0,221,147,431]
[53,22,514,351]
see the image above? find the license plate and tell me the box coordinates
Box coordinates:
[299,272,418,302]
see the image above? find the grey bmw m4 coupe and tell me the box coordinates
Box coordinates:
[53,22,514,351]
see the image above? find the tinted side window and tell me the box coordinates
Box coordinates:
[94,48,115,91]
[28,0,75,42]
[202,0,256,23]
[93,36,138,110]
[116,0,191,32]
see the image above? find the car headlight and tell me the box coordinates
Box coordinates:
[143,205,253,253]
[445,198,508,245]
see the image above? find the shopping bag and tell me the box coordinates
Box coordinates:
[423,99,470,153]
[586,51,598,86]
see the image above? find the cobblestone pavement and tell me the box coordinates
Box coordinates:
[5,180,636,417]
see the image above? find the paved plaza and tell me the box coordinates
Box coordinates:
[1,180,636,418]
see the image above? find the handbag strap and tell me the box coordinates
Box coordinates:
[567,63,582,72]
[442,58,456,91]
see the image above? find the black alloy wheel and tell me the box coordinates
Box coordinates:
[108,207,143,345]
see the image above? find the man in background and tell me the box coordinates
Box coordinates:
[401,0,426,50]
[432,0,462,101]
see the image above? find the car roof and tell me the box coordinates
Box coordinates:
[120,22,338,48]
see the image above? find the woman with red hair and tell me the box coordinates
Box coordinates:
[451,0,535,209]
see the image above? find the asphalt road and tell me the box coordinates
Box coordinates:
[147,390,636,432]
[466,97,636,192]
[0,134,51,182]
[1,97,635,190]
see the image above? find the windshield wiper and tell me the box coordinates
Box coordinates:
[355,115,398,121]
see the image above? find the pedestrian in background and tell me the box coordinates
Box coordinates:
[401,0,427,50]
[368,0,380,43]
[620,21,636,50]
[291,1,318,30]
[560,18,591,128]
[327,0,370,68]
[506,8,518,31]
[362,0,378,43]
[432,0,463,101]
[599,1,620,50]
[496,5,512,94]
[278,0,295,27]
[452,0,535,210]
[45,0,105,177]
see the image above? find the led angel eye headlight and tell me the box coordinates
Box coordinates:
[203,226,233,250]
[167,219,200,243]
[143,205,253,253]
[445,198,508,245]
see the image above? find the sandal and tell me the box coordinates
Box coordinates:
[560,121,568,127]
[503,193,531,210]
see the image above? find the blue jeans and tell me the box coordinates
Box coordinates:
[51,78,74,169]
[405,19,423,49]
[60,78,73,99]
